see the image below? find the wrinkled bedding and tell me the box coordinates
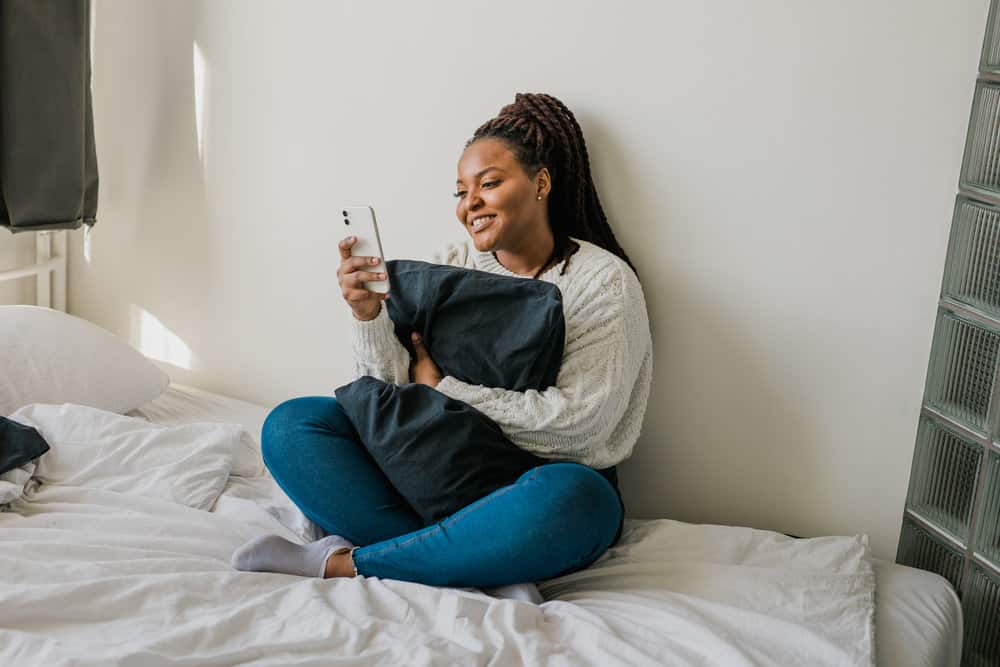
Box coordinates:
[0,400,879,666]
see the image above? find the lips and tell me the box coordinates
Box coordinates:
[469,214,497,233]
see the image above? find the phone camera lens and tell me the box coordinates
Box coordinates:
[345,219,350,224]
[342,210,348,217]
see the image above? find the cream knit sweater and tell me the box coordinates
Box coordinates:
[349,238,653,469]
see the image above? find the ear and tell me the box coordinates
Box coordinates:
[535,167,552,199]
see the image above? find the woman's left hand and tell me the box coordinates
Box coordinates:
[409,332,442,388]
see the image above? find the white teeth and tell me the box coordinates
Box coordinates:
[471,215,495,231]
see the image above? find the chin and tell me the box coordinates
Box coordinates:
[467,229,499,253]
[471,237,494,253]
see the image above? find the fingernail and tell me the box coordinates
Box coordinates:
[370,257,378,264]
[351,236,356,241]
[379,273,386,279]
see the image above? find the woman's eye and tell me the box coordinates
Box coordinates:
[482,180,499,188]
[453,191,466,199]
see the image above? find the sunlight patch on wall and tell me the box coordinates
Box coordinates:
[193,41,207,162]
[128,303,192,369]
[83,224,92,264]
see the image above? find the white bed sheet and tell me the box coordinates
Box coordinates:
[133,384,962,667]
[871,557,962,667]
[134,384,962,667]
[0,385,958,665]
[129,384,963,666]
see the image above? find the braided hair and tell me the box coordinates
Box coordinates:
[468,93,637,277]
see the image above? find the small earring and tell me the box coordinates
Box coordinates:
[536,195,542,200]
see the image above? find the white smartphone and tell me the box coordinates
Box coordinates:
[342,206,389,293]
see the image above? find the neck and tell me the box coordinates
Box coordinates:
[492,216,556,276]
[494,230,556,277]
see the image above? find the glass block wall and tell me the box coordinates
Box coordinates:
[897,2,1000,664]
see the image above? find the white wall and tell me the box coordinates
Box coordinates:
[60,0,988,559]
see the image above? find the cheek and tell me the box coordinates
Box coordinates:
[486,185,515,213]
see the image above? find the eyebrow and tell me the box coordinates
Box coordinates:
[456,166,505,185]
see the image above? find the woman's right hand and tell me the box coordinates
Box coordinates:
[338,236,389,321]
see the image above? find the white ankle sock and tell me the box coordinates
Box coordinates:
[231,534,355,578]
[482,582,544,605]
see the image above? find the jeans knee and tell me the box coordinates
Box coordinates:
[261,396,358,471]
[533,463,622,560]
[261,397,308,465]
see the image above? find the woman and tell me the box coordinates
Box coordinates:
[232,93,653,596]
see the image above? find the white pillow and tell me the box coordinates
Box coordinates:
[0,306,170,417]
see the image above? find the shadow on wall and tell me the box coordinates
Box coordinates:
[618,278,818,538]
[84,1,219,379]
[577,108,824,535]
[578,114,817,538]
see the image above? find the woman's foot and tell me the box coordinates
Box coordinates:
[231,534,355,578]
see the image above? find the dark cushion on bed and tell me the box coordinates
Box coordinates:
[334,259,566,525]
[0,416,50,475]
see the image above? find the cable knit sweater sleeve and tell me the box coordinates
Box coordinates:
[349,305,411,384]
[435,253,653,469]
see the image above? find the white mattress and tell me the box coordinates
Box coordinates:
[0,384,958,665]
[125,384,964,666]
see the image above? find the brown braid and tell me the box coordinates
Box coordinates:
[467,93,637,277]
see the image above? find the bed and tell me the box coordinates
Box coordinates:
[0,377,961,666]
[142,386,967,667]
[0,246,963,665]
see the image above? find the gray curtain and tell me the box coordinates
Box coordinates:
[0,0,98,234]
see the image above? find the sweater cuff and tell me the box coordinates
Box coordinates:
[350,304,397,355]
[435,375,470,400]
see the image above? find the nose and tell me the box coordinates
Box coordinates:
[466,187,484,211]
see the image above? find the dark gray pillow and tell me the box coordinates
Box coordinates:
[384,260,564,390]
[0,416,50,475]
[335,260,566,525]
[335,377,547,525]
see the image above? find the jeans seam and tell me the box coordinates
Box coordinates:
[358,466,546,563]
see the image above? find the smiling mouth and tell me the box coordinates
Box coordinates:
[470,215,496,232]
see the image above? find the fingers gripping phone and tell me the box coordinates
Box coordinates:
[342,206,389,293]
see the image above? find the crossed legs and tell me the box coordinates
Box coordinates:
[235,396,622,588]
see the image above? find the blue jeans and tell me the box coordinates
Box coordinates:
[261,396,624,588]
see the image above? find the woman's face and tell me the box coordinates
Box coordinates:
[455,138,549,253]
